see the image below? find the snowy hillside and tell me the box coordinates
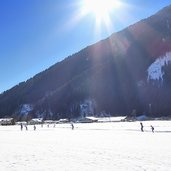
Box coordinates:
[20,104,33,115]
[147,51,171,82]
[1,5,171,117]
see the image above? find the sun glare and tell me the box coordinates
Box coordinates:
[68,0,124,37]
[81,0,122,24]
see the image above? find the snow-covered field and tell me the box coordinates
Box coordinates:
[0,121,171,171]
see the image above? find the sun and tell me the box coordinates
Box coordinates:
[68,0,124,36]
[81,0,122,25]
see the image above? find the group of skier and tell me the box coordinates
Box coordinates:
[20,123,28,131]
[20,122,74,131]
[21,122,154,132]
[140,122,154,132]
[20,123,36,131]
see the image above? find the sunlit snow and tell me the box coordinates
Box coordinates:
[0,121,171,171]
[147,51,171,81]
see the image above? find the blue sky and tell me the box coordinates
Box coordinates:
[0,0,171,93]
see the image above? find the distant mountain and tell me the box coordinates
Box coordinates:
[1,5,171,120]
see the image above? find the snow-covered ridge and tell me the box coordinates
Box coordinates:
[147,51,171,81]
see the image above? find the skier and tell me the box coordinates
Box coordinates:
[140,122,144,132]
[25,125,28,131]
[34,125,36,131]
[151,125,154,133]
[20,123,23,131]
[71,122,74,130]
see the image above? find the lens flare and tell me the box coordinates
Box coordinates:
[81,0,122,25]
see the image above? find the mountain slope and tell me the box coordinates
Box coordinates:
[1,5,171,119]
